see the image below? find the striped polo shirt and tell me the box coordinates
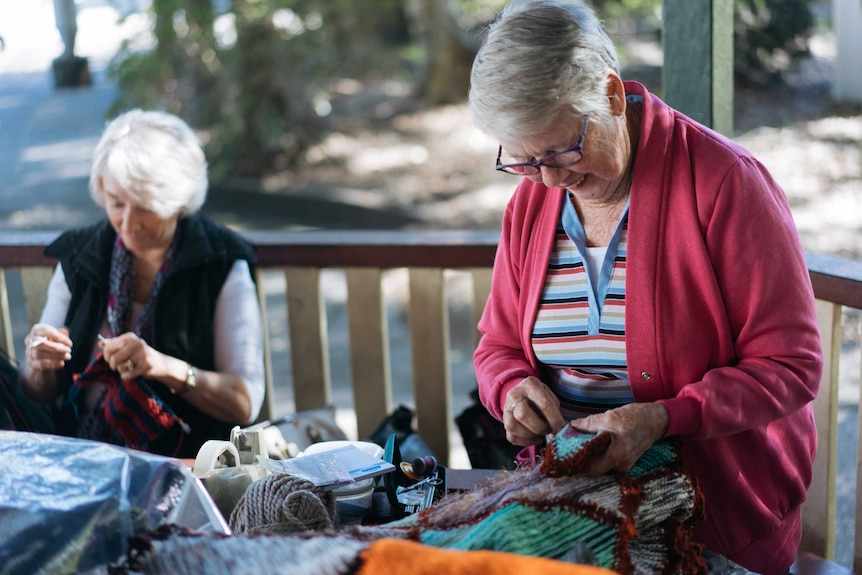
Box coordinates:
[531,202,633,420]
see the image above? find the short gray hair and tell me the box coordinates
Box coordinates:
[469,0,620,143]
[89,109,207,219]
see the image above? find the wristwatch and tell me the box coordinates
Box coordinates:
[176,362,197,396]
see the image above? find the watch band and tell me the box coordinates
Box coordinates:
[176,362,197,396]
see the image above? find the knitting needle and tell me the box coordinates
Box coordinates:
[29,334,72,355]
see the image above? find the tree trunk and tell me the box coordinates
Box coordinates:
[418,0,478,105]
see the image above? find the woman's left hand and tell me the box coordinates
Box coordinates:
[99,332,251,423]
[570,402,669,475]
[99,332,164,380]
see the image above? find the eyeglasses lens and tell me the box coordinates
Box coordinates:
[498,149,583,175]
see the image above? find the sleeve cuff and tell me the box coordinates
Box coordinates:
[658,396,702,438]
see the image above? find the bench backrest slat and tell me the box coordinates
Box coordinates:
[346,267,392,439]
[802,300,841,558]
[0,270,14,357]
[284,267,331,412]
[408,268,453,464]
[21,267,54,329]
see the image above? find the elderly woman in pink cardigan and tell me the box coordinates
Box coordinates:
[469,1,822,573]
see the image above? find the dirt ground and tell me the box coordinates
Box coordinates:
[261,32,862,262]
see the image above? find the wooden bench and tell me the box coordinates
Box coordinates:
[2,229,861,573]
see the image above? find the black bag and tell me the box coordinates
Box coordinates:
[0,350,59,434]
[365,404,437,464]
[455,388,521,470]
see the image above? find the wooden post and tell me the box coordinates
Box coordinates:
[832,0,862,103]
[51,0,91,88]
[661,0,733,136]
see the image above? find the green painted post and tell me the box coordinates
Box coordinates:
[661,0,733,136]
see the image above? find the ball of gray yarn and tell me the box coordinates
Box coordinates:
[229,473,338,535]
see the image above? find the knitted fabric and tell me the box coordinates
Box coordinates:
[111,440,739,575]
[355,538,617,575]
[119,525,365,575]
[540,428,613,476]
[229,473,338,535]
[113,525,617,575]
[541,427,679,478]
[73,354,189,453]
[356,427,706,575]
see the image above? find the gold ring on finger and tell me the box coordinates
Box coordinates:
[123,359,134,372]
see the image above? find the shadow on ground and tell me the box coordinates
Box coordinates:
[202,183,422,232]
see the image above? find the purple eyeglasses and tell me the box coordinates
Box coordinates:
[496,116,590,175]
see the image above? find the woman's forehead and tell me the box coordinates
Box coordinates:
[502,111,583,155]
[102,171,141,202]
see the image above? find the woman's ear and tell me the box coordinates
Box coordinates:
[606,72,626,118]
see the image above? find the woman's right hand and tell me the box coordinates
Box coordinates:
[502,376,567,446]
[25,324,72,373]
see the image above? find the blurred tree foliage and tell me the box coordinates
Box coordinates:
[591,0,660,20]
[107,0,815,181]
[734,0,816,84]
[109,0,410,179]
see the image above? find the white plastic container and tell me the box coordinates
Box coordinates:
[299,440,383,525]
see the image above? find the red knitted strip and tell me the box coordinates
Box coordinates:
[127,383,179,430]
[104,384,158,445]
[660,519,707,575]
[609,473,643,574]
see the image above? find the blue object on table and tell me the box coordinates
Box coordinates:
[0,430,228,574]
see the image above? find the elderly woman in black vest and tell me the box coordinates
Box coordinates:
[20,109,265,458]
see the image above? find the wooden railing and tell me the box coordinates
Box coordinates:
[0,230,498,466]
[1,230,861,569]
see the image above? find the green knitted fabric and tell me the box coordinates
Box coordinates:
[366,428,706,575]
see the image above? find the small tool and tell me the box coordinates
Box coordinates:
[395,474,442,494]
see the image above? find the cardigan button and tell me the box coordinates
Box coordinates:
[641,371,652,380]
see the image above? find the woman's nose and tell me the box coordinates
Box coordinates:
[120,206,137,232]
[539,165,568,189]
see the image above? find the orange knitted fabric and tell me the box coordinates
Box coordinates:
[357,538,619,575]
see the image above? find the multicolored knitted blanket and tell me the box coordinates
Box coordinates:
[366,428,707,575]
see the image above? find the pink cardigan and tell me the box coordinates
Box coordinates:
[474,81,822,574]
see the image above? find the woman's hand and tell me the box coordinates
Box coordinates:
[99,332,166,381]
[570,402,669,475]
[503,376,567,446]
[21,324,72,401]
[25,324,72,372]
[99,332,251,423]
